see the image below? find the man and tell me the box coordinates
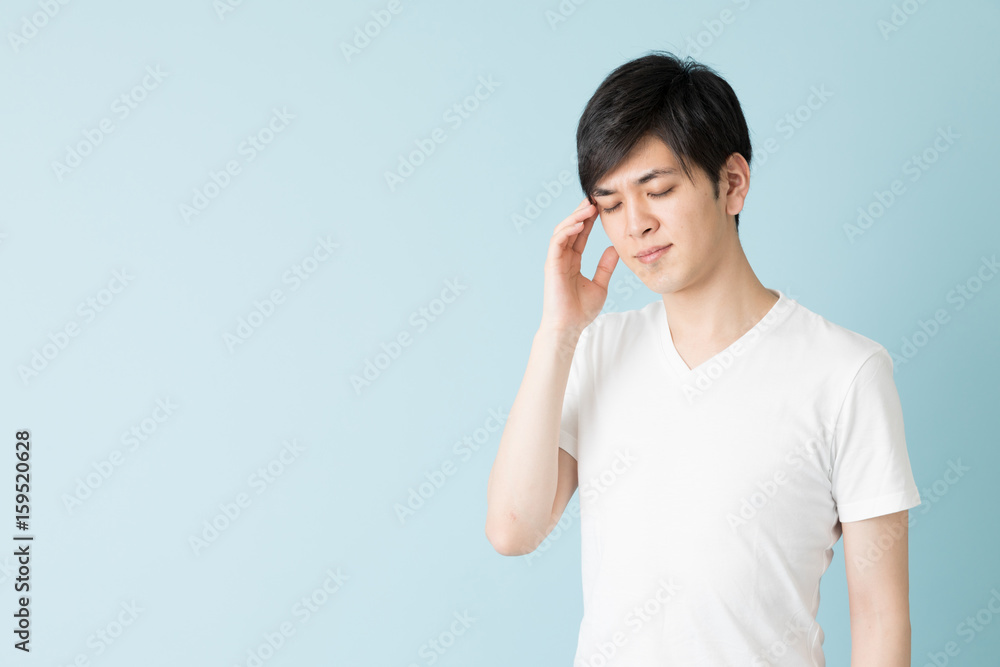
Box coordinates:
[485,51,920,665]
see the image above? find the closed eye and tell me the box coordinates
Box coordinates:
[602,188,674,214]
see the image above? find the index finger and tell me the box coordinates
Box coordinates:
[571,205,599,255]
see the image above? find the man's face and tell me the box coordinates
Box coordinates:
[590,133,740,295]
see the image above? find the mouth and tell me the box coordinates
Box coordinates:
[636,244,672,263]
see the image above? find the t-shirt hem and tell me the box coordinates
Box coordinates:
[837,488,922,522]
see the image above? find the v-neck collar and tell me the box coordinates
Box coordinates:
[656,289,796,379]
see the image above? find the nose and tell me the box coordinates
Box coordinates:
[624,195,657,239]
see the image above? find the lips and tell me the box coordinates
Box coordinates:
[636,244,671,258]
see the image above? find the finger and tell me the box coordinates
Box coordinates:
[555,202,596,235]
[571,207,599,255]
[558,219,586,250]
[590,245,620,291]
[547,218,586,264]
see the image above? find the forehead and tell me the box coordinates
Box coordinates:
[593,136,690,194]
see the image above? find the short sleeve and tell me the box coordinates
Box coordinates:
[830,347,921,522]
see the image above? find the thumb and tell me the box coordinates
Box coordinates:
[591,245,619,291]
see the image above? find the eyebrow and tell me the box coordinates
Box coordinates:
[592,167,680,197]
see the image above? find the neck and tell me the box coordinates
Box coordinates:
[660,244,777,345]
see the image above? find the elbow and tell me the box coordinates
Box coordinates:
[486,527,528,557]
[485,511,543,557]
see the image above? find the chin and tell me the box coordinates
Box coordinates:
[637,270,681,295]
[633,272,668,294]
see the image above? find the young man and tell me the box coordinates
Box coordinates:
[485,51,921,665]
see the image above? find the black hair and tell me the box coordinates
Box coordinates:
[576,50,752,230]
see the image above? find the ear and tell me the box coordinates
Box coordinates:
[722,152,750,216]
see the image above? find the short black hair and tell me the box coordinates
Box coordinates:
[576,50,752,230]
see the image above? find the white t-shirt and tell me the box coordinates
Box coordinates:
[558,288,921,666]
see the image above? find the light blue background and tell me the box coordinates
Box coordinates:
[1,0,998,665]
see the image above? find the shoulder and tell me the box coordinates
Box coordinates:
[566,301,659,372]
[582,300,661,345]
[782,297,894,381]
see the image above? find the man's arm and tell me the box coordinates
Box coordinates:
[484,198,616,557]
[485,326,581,556]
[842,509,912,667]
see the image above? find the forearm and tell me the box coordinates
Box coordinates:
[850,611,911,667]
[485,325,580,555]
